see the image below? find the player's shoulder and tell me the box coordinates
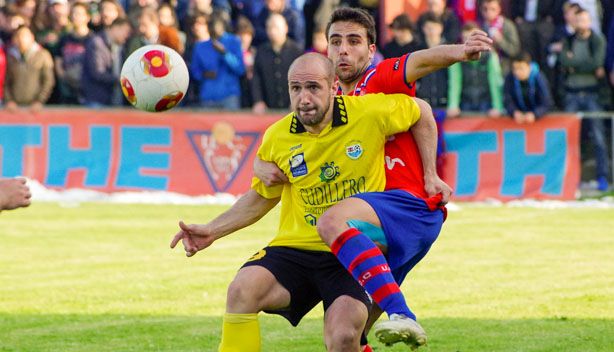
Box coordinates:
[343,92,411,109]
[374,53,410,72]
[263,112,296,137]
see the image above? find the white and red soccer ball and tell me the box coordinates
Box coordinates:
[120,44,189,112]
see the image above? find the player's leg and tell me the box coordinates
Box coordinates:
[317,197,416,320]
[324,295,369,352]
[219,265,291,352]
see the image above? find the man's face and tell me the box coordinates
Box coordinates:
[266,0,284,13]
[138,17,158,39]
[266,15,288,46]
[512,61,531,81]
[288,62,335,128]
[70,5,90,27]
[422,21,443,40]
[327,21,375,84]
[112,24,131,45]
[575,12,591,33]
[564,7,577,26]
[13,28,34,53]
[101,1,119,26]
[481,1,501,22]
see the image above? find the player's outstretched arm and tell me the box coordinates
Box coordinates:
[170,189,280,257]
[0,178,32,212]
[405,30,493,83]
[254,157,289,187]
[411,98,452,204]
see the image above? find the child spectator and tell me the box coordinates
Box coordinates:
[417,0,461,44]
[504,52,553,124]
[382,14,423,59]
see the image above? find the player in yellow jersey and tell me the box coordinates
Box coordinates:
[170,53,436,352]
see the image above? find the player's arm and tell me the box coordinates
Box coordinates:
[254,157,289,187]
[170,189,280,257]
[404,30,492,83]
[410,98,453,203]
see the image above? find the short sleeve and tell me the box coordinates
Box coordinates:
[379,94,421,136]
[366,54,415,95]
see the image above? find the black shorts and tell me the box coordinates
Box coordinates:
[242,246,371,326]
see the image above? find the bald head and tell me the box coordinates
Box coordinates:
[288,53,335,85]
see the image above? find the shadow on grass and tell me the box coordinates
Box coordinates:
[1,314,613,352]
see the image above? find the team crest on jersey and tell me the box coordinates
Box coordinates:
[345,141,363,160]
[319,162,340,182]
[304,214,317,226]
[290,153,308,177]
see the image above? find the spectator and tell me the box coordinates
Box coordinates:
[253,0,305,49]
[55,2,92,104]
[35,0,70,54]
[480,0,520,74]
[158,3,186,50]
[0,38,5,105]
[4,25,54,113]
[547,2,581,108]
[416,13,448,110]
[607,13,614,88]
[504,52,553,124]
[447,22,504,118]
[381,14,423,59]
[190,12,244,110]
[96,0,126,31]
[236,15,256,108]
[511,0,555,68]
[417,0,461,44]
[251,13,302,114]
[127,6,183,55]
[571,0,604,34]
[450,0,478,24]
[559,8,609,191]
[306,26,327,56]
[81,17,132,107]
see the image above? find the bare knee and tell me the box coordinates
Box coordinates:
[325,327,362,352]
[317,210,348,246]
[324,296,368,352]
[226,276,261,313]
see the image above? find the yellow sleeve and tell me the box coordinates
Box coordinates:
[250,129,284,199]
[379,94,421,136]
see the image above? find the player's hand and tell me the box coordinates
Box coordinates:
[513,110,525,124]
[30,102,43,114]
[463,29,492,61]
[254,157,288,187]
[170,221,216,257]
[0,178,32,211]
[424,174,453,205]
[446,108,461,118]
[488,109,501,118]
[5,101,18,113]
[524,112,536,123]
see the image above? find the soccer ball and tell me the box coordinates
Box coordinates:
[120,44,189,112]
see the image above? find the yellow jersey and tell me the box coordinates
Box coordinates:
[252,93,421,251]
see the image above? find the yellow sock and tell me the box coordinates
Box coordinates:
[218,313,261,352]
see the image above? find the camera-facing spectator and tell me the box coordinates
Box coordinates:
[4,25,54,113]
[55,2,92,104]
[236,15,256,108]
[251,13,302,114]
[127,6,183,55]
[447,22,504,118]
[511,0,555,68]
[158,3,186,50]
[382,14,423,59]
[306,26,327,56]
[93,0,126,32]
[253,0,305,49]
[504,52,553,124]
[190,12,244,110]
[81,17,131,107]
[417,0,461,44]
[559,8,609,191]
[480,0,520,74]
[35,0,70,54]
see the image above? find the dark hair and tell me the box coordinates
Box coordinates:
[326,7,376,45]
[236,15,254,36]
[421,12,443,26]
[512,52,532,64]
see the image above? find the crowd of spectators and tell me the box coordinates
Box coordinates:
[0,0,612,188]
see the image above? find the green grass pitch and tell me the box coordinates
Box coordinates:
[1,202,613,351]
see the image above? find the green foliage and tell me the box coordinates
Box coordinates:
[1,203,613,351]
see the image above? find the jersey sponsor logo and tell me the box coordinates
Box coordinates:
[290,153,308,177]
[319,162,340,182]
[393,58,400,71]
[289,144,302,151]
[304,214,317,226]
[247,249,267,262]
[385,155,406,170]
[345,141,363,160]
[186,123,260,192]
[299,176,366,206]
